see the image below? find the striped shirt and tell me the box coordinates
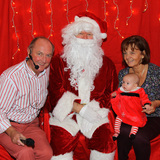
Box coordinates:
[0,59,49,133]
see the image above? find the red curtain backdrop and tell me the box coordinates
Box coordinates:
[0,0,160,75]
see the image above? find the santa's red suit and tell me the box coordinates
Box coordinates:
[48,53,118,160]
[111,87,151,127]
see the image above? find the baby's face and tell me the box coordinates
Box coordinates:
[122,76,137,91]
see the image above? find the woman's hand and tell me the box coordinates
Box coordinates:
[142,100,160,114]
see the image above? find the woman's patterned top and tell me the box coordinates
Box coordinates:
[118,63,160,117]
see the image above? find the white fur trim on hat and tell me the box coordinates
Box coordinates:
[74,16,107,39]
[75,16,100,29]
[101,33,107,39]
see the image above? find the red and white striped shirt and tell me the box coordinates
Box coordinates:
[0,60,49,133]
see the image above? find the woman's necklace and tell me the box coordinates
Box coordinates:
[131,64,147,86]
[140,66,146,77]
[131,65,146,77]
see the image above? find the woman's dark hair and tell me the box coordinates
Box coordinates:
[121,35,150,66]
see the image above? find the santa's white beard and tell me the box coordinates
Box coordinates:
[61,37,104,90]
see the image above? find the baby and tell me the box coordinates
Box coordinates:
[111,73,151,140]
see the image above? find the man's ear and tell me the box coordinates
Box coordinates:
[27,48,30,57]
[27,48,32,58]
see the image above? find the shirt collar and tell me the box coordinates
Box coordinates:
[120,86,140,92]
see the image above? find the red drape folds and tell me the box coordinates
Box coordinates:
[0,145,13,160]
[0,1,160,160]
[0,0,10,73]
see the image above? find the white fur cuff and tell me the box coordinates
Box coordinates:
[90,150,115,160]
[51,152,73,160]
[52,91,79,122]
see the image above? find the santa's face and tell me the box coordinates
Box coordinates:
[76,31,93,39]
[62,32,104,90]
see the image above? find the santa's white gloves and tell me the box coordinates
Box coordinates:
[79,105,101,123]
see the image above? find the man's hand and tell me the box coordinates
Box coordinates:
[72,102,83,113]
[5,126,26,146]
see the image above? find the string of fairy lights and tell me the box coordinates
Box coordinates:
[11,0,20,59]
[143,0,148,12]
[48,0,54,38]
[103,0,107,22]
[85,0,89,11]
[11,0,156,58]
[64,0,70,23]
[11,0,54,58]
[30,0,34,38]
[113,0,122,38]
[126,0,133,26]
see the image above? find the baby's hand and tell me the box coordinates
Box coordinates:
[111,92,117,98]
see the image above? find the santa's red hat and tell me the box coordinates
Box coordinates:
[75,12,107,39]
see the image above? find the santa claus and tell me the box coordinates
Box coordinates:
[49,12,118,160]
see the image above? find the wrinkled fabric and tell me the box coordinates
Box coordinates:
[50,125,80,156]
